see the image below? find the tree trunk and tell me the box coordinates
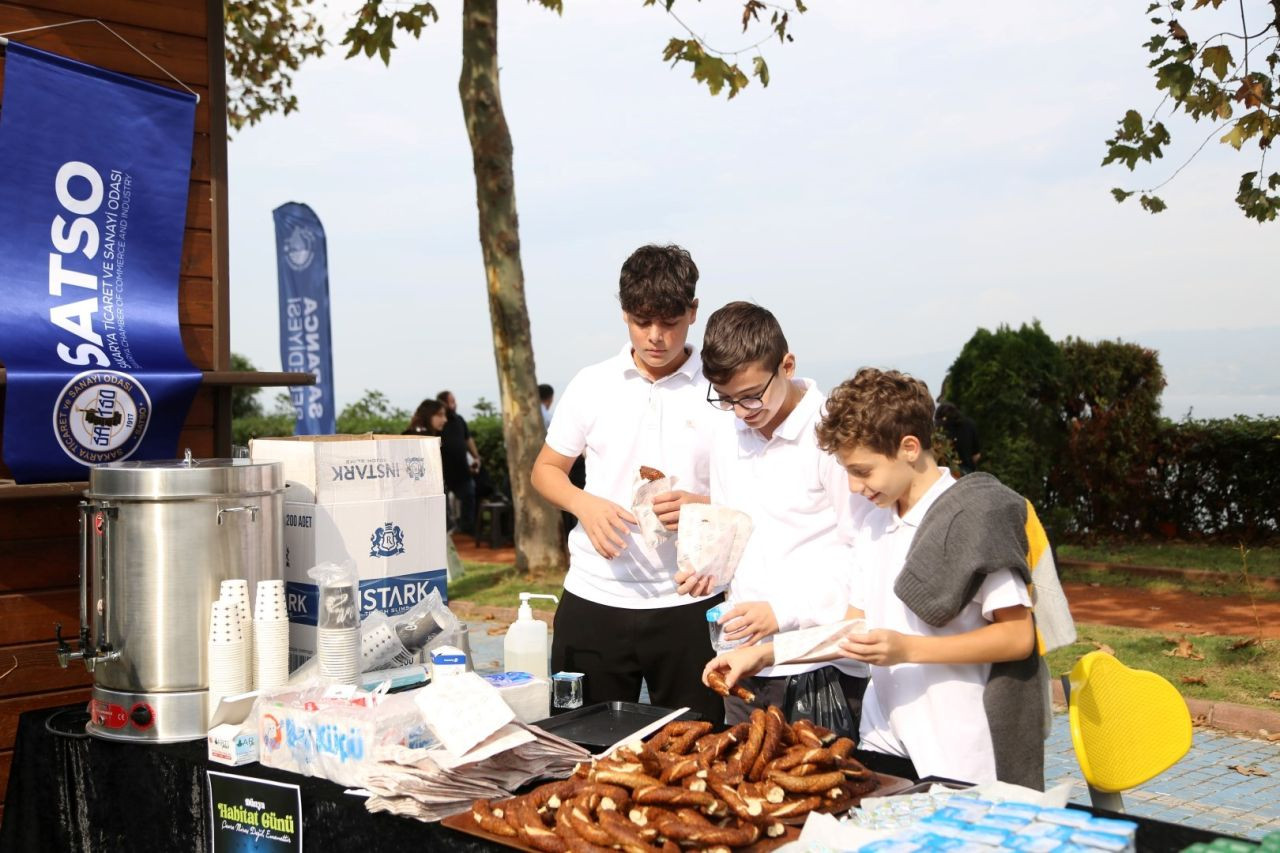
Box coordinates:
[459,0,564,574]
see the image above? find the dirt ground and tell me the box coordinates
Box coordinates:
[1062,582,1280,638]
[451,535,1280,638]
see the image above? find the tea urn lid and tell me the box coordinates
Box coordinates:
[87,450,284,499]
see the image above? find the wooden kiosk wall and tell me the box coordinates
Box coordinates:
[0,0,231,815]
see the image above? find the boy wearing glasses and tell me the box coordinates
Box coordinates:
[676,301,872,731]
[531,244,723,721]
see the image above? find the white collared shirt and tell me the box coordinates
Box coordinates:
[711,379,873,677]
[546,344,720,608]
[851,468,1031,783]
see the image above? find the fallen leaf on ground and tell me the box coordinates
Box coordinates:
[1163,639,1205,660]
[1088,582,1101,588]
[1265,732,1280,742]
[1181,675,1208,685]
[1268,691,1280,701]
[1174,622,1193,628]
[1148,605,1162,611]
[483,613,496,621]
[1228,637,1259,651]
[1092,643,1115,656]
[1192,714,1210,727]
[486,626,506,636]
[1227,765,1269,777]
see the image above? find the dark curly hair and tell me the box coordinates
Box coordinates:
[618,244,698,318]
[816,368,934,457]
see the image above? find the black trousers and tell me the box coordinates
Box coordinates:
[551,589,726,723]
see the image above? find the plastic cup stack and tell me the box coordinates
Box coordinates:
[220,579,253,688]
[316,581,360,684]
[207,599,248,719]
[254,579,290,690]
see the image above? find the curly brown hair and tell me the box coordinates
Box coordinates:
[816,368,935,457]
[618,244,698,318]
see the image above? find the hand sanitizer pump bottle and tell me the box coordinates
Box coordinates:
[502,592,559,679]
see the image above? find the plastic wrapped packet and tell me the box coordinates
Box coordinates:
[392,587,458,656]
[675,503,753,588]
[257,683,433,788]
[361,610,414,672]
[632,470,678,550]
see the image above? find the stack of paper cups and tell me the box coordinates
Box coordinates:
[254,579,290,690]
[207,600,248,719]
[220,579,253,688]
[317,625,360,684]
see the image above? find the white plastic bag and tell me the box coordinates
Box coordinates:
[632,472,678,550]
[675,503,753,588]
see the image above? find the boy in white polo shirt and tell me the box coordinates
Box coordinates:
[675,302,872,735]
[703,368,1044,786]
[531,244,723,721]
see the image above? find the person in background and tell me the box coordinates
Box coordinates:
[935,401,982,474]
[538,383,555,426]
[436,390,482,535]
[403,398,447,437]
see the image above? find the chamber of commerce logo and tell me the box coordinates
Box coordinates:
[281,225,317,271]
[369,521,406,558]
[405,456,426,481]
[53,370,151,465]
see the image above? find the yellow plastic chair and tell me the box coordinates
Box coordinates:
[1063,651,1193,812]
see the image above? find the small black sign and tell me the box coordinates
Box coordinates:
[207,770,302,852]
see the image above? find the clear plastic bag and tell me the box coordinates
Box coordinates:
[360,610,413,672]
[392,587,459,656]
[632,473,678,550]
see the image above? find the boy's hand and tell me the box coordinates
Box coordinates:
[703,644,774,688]
[673,567,716,597]
[572,493,637,559]
[839,629,915,666]
[721,602,779,646]
[650,490,709,530]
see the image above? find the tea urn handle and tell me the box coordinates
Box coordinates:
[217,504,260,525]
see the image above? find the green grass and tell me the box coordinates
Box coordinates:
[448,561,565,608]
[1047,623,1280,711]
[1058,542,1279,577]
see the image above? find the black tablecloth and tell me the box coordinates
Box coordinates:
[0,704,1240,852]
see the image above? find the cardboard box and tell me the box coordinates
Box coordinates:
[208,722,259,766]
[250,434,444,503]
[251,435,450,668]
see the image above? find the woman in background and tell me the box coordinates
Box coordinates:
[404,398,447,437]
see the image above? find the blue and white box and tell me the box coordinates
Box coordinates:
[251,435,448,669]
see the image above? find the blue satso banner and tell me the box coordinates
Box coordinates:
[272,202,335,435]
[0,42,201,483]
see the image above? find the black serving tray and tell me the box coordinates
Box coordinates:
[530,701,702,750]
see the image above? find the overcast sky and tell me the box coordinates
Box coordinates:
[227,1,1280,421]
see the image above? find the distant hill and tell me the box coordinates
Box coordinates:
[808,326,1280,421]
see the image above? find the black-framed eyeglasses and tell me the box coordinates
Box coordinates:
[707,369,778,412]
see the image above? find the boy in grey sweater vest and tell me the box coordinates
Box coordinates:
[704,368,1047,788]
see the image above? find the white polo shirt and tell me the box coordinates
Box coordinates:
[851,469,1032,784]
[546,343,720,608]
[710,379,873,677]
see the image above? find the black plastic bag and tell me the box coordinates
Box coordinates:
[783,666,862,740]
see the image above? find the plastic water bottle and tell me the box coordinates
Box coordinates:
[503,592,559,679]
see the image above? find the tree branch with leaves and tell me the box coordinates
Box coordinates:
[1106,0,1280,220]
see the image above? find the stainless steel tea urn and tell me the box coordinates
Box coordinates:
[56,453,284,742]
